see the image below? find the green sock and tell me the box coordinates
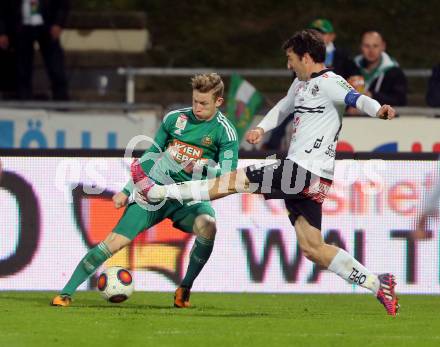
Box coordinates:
[181,236,214,289]
[61,242,112,296]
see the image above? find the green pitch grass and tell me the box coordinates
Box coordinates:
[0,292,439,347]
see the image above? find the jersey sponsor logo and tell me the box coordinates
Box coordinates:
[305,136,324,153]
[167,139,207,165]
[325,143,336,158]
[175,114,188,131]
[201,135,213,146]
[336,79,353,92]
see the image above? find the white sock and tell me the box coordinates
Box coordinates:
[147,180,211,202]
[328,249,379,294]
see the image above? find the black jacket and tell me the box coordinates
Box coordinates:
[368,66,407,106]
[0,0,70,36]
[331,47,360,80]
[426,64,440,107]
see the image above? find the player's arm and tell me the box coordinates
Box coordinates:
[247,80,298,144]
[322,76,396,120]
[217,137,239,174]
[201,128,239,178]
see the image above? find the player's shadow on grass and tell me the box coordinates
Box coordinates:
[83,304,174,310]
[77,304,271,318]
[0,295,52,306]
[183,312,271,318]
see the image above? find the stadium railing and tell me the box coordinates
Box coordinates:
[0,101,162,112]
[0,100,439,118]
[117,67,432,104]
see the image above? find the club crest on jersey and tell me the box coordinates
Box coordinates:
[175,114,188,133]
[201,135,213,146]
[311,84,319,96]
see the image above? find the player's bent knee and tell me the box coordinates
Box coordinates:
[194,215,217,240]
[103,232,131,254]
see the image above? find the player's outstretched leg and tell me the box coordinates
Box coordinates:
[131,158,156,197]
[293,216,399,316]
[51,242,112,307]
[376,273,399,316]
[145,169,249,203]
[51,233,130,307]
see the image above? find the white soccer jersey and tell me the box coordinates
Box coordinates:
[258,69,381,180]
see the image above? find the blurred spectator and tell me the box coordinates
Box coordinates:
[0,1,17,97]
[309,18,360,80]
[426,64,440,107]
[0,0,70,100]
[354,31,407,106]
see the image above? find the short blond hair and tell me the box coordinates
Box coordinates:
[191,73,224,99]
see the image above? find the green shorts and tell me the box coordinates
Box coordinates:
[113,200,216,240]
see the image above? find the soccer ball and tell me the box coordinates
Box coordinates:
[97,266,134,303]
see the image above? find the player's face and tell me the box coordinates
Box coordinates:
[286,49,307,81]
[361,32,385,64]
[192,90,223,120]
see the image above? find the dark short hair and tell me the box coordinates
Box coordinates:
[282,29,326,63]
[360,30,385,42]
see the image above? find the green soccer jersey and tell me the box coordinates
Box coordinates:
[123,107,239,195]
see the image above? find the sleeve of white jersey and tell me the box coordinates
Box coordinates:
[321,75,381,117]
[257,79,297,132]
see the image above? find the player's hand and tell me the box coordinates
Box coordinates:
[414,213,433,240]
[246,127,265,144]
[376,104,396,120]
[113,192,129,209]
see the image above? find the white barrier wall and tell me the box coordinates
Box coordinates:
[0,108,158,149]
[1,108,440,152]
[0,157,439,294]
